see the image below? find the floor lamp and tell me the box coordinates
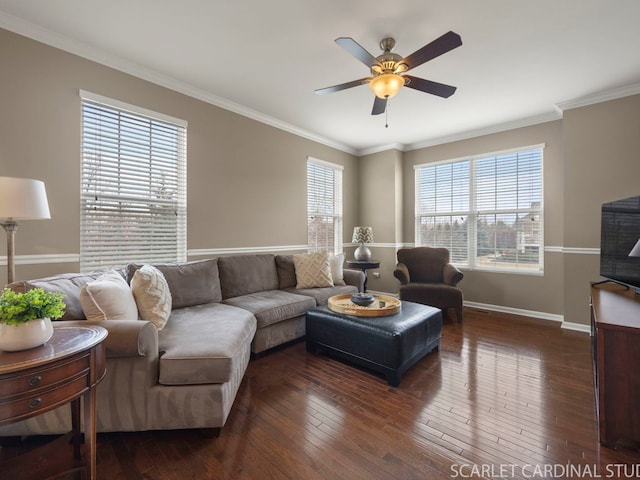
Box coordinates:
[0,177,51,285]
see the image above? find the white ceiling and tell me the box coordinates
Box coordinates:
[1,0,640,155]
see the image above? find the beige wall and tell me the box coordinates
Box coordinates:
[399,121,566,317]
[562,94,640,325]
[360,96,640,327]
[357,149,403,293]
[0,28,358,281]
[2,27,639,327]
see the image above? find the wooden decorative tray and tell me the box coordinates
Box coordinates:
[328,294,401,317]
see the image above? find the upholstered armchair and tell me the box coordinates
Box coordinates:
[394,247,464,322]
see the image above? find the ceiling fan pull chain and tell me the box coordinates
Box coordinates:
[385,100,389,128]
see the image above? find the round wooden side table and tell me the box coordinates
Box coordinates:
[0,325,107,480]
[346,260,380,292]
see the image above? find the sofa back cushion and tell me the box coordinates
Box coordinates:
[126,258,221,309]
[8,271,109,320]
[275,255,297,289]
[218,254,278,299]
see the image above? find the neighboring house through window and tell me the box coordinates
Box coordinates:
[307,157,343,255]
[80,91,187,271]
[415,145,544,273]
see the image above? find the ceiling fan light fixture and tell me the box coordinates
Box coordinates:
[369,73,404,99]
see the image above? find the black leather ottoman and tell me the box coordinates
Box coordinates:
[306,301,442,386]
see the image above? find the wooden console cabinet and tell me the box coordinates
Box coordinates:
[590,283,640,449]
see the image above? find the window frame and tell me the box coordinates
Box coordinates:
[79,90,187,272]
[414,144,544,274]
[306,157,343,256]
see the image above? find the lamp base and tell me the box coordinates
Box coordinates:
[354,244,372,261]
[1,221,17,285]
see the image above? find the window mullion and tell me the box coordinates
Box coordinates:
[469,158,477,269]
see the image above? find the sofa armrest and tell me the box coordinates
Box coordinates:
[53,320,158,358]
[393,263,411,285]
[443,263,464,286]
[343,268,365,292]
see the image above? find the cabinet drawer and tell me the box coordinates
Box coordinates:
[0,353,90,401]
[0,374,88,422]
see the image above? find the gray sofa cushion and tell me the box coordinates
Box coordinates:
[218,254,279,299]
[222,290,315,329]
[8,271,111,320]
[283,284,358,306]
[127,259,222,309]
[157,303,256,385]
[275,255,297,289]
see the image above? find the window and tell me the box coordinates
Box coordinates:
[80,91,187,271]
[415,145,543,273]
[307,158,343,255]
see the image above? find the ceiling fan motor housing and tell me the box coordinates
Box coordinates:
[372,52,403,75]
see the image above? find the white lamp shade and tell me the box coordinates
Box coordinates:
[629,238,640,257]
[0,177,51,220]
[352,227,373,244]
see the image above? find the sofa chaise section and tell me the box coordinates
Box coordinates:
[0,259,256,437]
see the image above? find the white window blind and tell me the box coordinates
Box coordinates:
[415,145,543,273]
[307,158,343,255]
[80,92,187,272]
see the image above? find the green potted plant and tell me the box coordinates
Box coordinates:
[0,287,66,352]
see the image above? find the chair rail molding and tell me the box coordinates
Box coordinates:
[0,254,79,266]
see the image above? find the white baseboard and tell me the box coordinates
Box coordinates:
[560,322,592,333]
[464,300,591,333]
[463,300,563,322]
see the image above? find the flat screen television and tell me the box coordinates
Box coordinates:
[600,195,640,291]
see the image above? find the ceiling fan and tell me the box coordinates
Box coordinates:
[315,31,462,115]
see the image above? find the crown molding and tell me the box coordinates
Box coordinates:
[556,82,640,112]
[0,12,357,156]
[404,111,563,152]
[356,143,404,156]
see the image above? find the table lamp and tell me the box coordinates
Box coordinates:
[0,177,51,284]
[352,226,373,261]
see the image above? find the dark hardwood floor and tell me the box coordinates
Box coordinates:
[6,309,640,479]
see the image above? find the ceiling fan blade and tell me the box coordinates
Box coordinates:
[335,37,381,68]
[404,75,457,98]
[399,31,462,71]
[371,96,387,115]
[315,78,369,95]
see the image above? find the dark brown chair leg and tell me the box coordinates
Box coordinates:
[456,306,463,323]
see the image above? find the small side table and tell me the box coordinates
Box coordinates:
[0,325,107,480]
[346,260,380,292]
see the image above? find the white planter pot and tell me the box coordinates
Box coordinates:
[0,318,54,352]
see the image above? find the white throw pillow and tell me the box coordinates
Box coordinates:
[294,252,334,289]
[80,270,139,321]
[329,254,346,286]
[131,264,172,330]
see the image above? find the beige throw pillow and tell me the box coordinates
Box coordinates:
[80,270,139,321]
[294,252,334,289]
[131,264,172,330]
[329,254,346,286]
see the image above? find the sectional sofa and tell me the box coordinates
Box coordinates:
[0,253,364,437]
